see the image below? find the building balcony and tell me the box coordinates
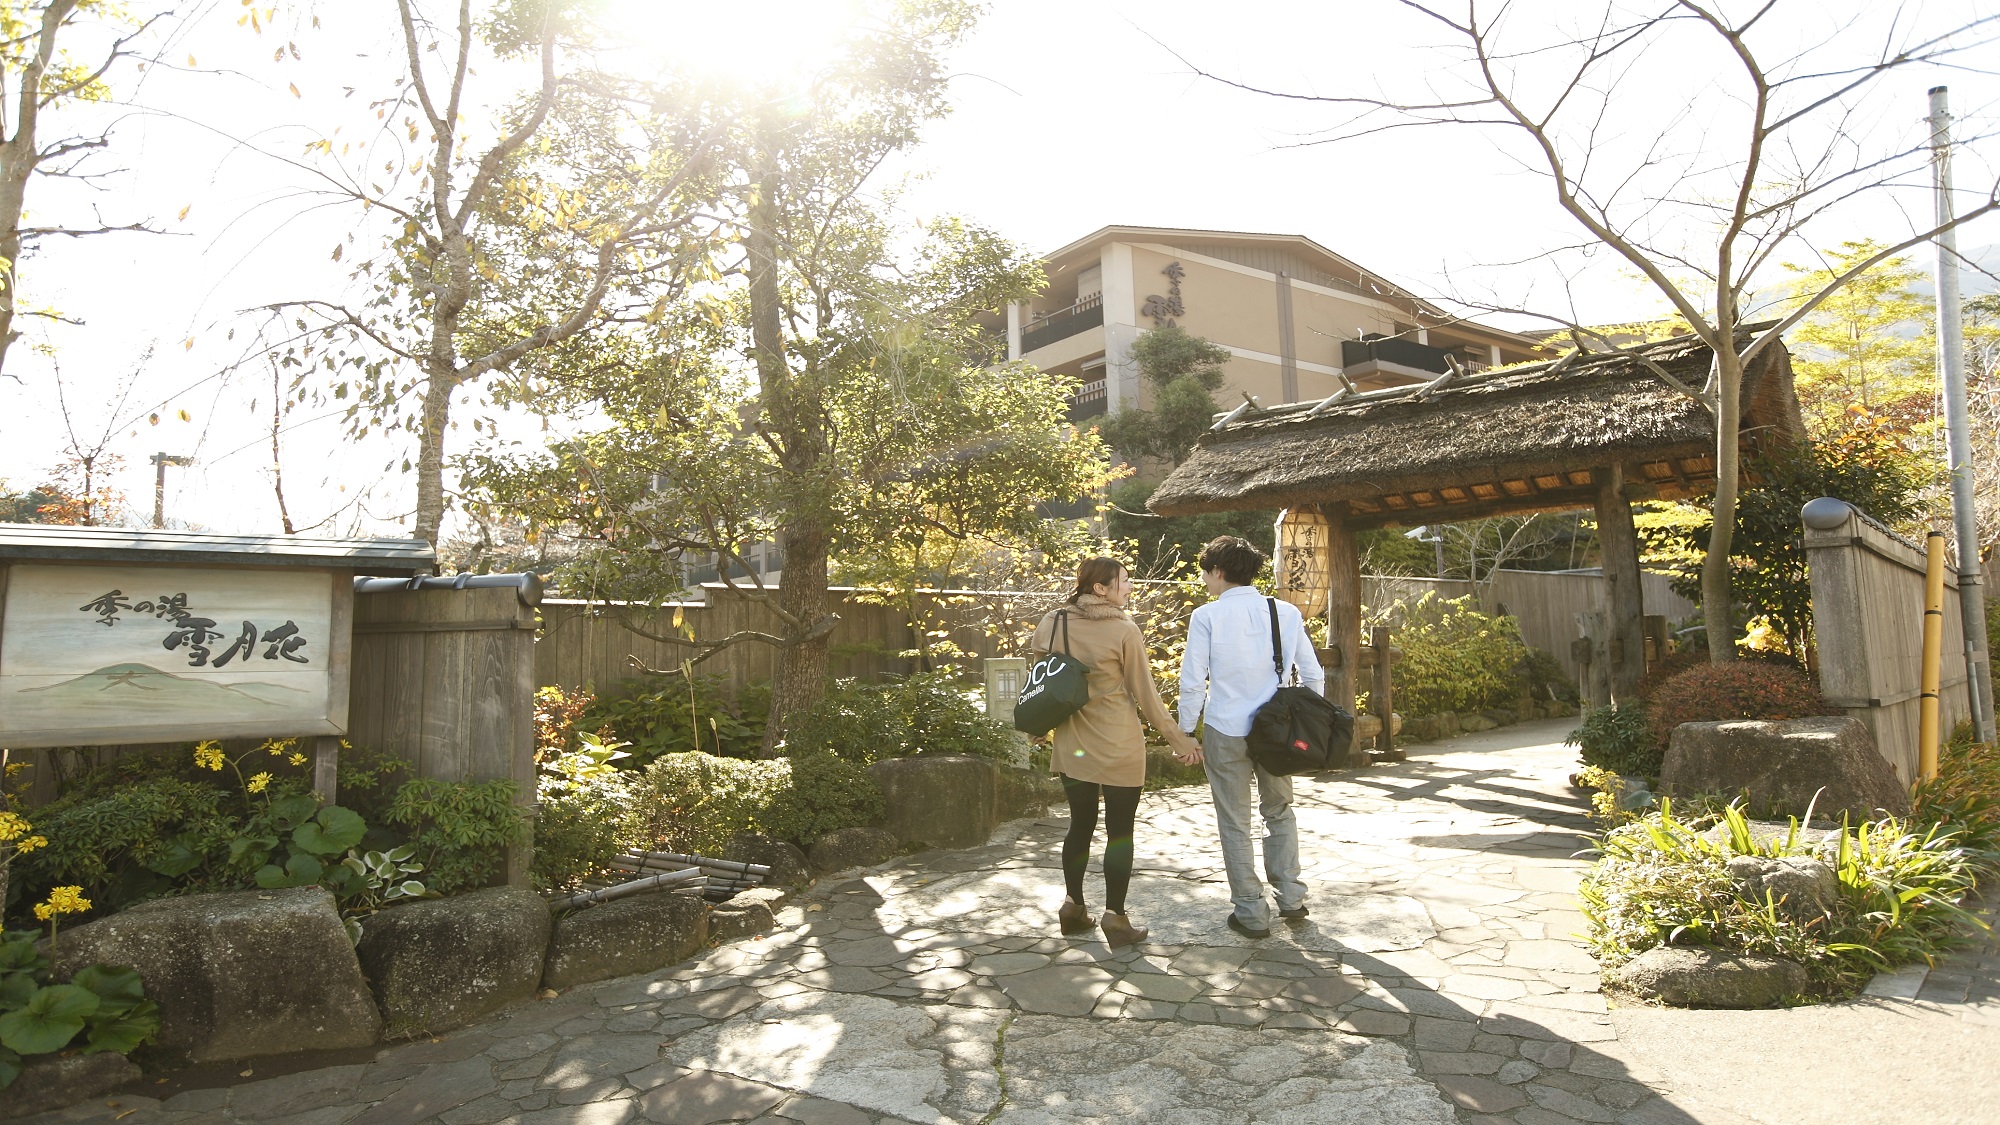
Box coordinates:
[1021,293,1103,354]
[1067,378,1107,424]
[1341,335,1453,381]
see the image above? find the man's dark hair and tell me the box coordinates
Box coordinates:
[1198,536,1266,586]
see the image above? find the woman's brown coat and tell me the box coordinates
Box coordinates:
[1030,595,1194,788]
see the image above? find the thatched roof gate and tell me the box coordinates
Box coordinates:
[1148,332,1805,713]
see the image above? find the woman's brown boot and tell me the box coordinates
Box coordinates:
[1100,910,1148,949]
[1059,897,1095,935]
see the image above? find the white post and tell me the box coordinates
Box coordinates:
[1929,85,1996,742]
[1006,301,1022,361]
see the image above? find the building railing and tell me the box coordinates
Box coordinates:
[1067,378,1107,424]
[1021,293,1104,354]
[1341,335,1453,375]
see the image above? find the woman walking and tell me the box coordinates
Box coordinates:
[1030,556,1200,947]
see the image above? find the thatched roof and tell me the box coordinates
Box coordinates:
[1147,331,1802,527]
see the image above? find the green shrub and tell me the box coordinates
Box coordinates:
[1581,799,1989,996]
[581,677,770,763]
[1520,647,1578,704]
[1913,723,2000,862]
[759,752,887,845]
[626,753,791,856]
[380,778,530,897]
[12,776,237,911]
[1568,706,1660,777]
[1646,661,1832,752]
[1380,594,1532,716]
[532,736,639,894]
[784,673,1018,764]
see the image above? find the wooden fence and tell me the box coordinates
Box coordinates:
[1806,501,1969,784]
[534,570,1692,699]
[348,575,541,884]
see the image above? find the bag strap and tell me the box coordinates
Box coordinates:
[1056,609,1074,657]
[1266,598,1287,683]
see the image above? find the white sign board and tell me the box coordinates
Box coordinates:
[0,563,350,747]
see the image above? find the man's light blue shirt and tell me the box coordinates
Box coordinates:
[1178,585,1326,738]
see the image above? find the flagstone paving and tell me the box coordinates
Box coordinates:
[26,716,2000,1124]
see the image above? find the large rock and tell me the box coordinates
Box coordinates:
[995,764,1062,820]
[1604,945,1811,1008]
[543,890,707,991]
[723,832,812,890]
[50,887,381,1065]
[0,1051,140,1118]
[1726,854,1838,918]
[356,885,551,1038]
[808,826,901,874]
[868,754,1000,849]
[1662,716,1910,821]
[709,886,786,942]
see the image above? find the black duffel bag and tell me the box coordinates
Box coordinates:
[1014,610,1092,736]
[1247,598,1354,775]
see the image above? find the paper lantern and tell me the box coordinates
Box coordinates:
[1273,507,1331,617]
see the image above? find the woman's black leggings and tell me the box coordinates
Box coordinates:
[1061,776,1142,913]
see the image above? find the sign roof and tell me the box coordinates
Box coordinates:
[0,523,434,575]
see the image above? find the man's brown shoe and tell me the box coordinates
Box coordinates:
[1059,897,1095,935]
[1100,910,1149,949]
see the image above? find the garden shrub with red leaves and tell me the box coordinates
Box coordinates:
[1647,661,1835,751]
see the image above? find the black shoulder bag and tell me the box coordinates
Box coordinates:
[1014,610,1093,736]
[1247,598,1354,775]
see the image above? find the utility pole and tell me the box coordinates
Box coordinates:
[150,452,192,529]
[1928,86,1996,743]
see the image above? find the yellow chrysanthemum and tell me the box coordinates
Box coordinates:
[194,742,226,771]
[0,810,29,841]
[15,835,47,853]
[247,772,273,794]
[35,886,91,919]
[288,753,309,767]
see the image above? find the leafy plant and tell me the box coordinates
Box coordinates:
[1371,593,1532,716]
[534,684,598,760]
[758,752,887,845]
[1569,706,1661,778]
[1581,798,1991,998]
[532,740,637,895]
[581,677,770,763]
[379,778,529,897]
[783,673,1019,765]
[1645,661,1833,753]
[0,931,159,1089]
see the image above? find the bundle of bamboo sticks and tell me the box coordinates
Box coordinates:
[551,849,775,911]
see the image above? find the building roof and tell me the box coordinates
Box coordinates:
[0,524,435,574]
[1041,225,1546,348]
[1146,331,1803,527]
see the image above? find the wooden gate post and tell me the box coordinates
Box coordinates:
[1370,625,1396,758]
[1593,466,1647,706]
[1324,503,1361,716]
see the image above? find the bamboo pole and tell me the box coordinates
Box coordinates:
[632,851,771,878]
[1921,531,1948,781]
[552,867,706,911]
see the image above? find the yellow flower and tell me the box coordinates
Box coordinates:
[288,753,309,767]
[264,738,297,758]
[247,772,273,794]
[15,835,47,853]
[0,810,29,841]
[34,886,91,920]
[194,742,226,771]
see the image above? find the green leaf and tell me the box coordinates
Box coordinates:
[270,794,320,829]
[70,966,145,1019]
[146,840,203,878]
[0,984,99,1054]
[254,863,292,889]
[0,1044,19,1089]
[0,939,44,974]
[82,1000,158,1055]
[0,972,36,1012]
[293,806,366,855]
[286,852,325,884]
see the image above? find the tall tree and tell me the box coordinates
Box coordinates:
[1194,2,2000,662]
[1782,241,1935,433]
[0,1,169,377]
[278,0,726,545]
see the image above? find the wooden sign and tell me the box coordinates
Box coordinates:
[0,564,352,748]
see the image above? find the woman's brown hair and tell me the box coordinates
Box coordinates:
[1066,556,1126,605]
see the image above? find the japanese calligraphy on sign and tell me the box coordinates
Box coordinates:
[0,564,345,747]
[1141,262,1187,327]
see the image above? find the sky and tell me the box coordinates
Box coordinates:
[2,0,1998,541]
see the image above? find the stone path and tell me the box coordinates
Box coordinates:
[24,716,2000,1124]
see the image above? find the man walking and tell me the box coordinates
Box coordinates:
[1176,535,1323,938]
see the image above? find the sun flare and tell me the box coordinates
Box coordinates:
[603,0,870,86]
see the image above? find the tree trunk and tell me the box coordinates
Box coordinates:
[412,365,458,546]
[766,523,832,753]
[1593,466,1647,702]
[1702,347,1744,663]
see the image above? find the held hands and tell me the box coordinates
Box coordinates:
[1172,730,1204,766]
